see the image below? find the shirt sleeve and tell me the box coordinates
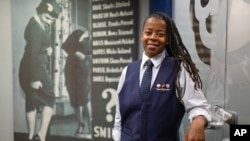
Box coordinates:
[179,64,212,123]
[112,66,127,141]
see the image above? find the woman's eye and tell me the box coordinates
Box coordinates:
[144,31,151,35]
[157,33,164,37]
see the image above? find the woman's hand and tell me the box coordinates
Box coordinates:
[184,115,207,141]
[46,47,53,56]
[31,81,43,90]
[75,51,86,60]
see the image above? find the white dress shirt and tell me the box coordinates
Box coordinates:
[112,50,211,141]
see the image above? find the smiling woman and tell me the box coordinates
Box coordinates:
[112,12,211,141]
[141,17,167,58]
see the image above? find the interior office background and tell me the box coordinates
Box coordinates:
[1,0,250,140]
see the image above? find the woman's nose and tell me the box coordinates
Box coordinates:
[149,33,157,40]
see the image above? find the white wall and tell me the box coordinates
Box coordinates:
[0,0,14,141]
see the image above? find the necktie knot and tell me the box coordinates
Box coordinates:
[44,24,50,31]
[146,59,153,68]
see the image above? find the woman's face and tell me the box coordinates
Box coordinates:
[141,17,168,58]
[41,13,56,25]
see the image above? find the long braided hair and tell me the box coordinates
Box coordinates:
[144,12,202,99]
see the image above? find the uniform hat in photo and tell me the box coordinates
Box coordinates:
[37,0,61,18]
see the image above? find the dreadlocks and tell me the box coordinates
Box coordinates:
[143,12,202,99]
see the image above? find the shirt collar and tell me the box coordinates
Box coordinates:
[34,14,45,30]
[141,49,166,68]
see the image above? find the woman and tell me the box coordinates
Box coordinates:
[112,12,211,141]
[62,29,92,138]
[19,0,61,141]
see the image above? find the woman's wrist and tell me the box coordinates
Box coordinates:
[192,115,208,128]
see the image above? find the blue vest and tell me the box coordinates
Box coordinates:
[119,57,185,141]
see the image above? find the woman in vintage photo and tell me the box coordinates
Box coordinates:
[62,29,92,139]
[19,0,61,141]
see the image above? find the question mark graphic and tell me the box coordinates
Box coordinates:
[102,88,116,122]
